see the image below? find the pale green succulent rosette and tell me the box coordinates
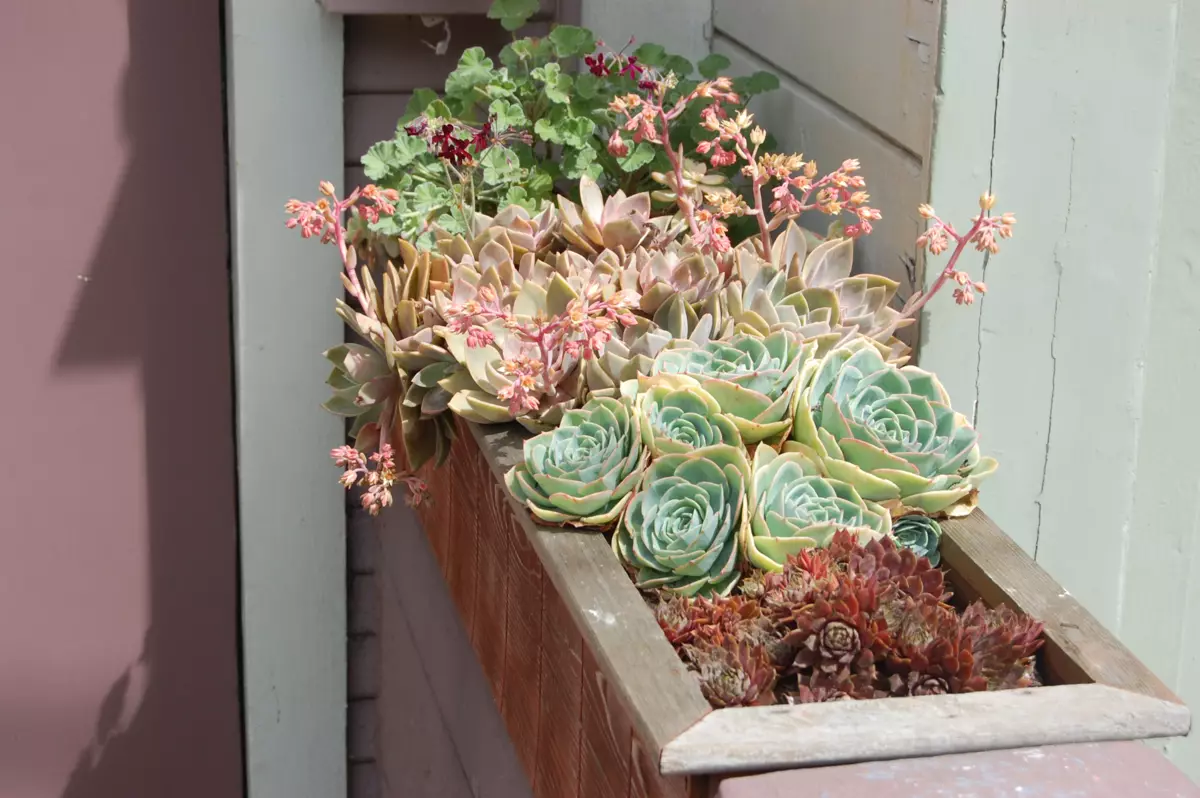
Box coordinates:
[505,397,648,529]
[745,445,891,571]
[650,331,817,444]
[634,378,743,456]
[613,444,750,597]
[790,338,998,517]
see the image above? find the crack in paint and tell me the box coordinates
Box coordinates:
[1033,137,1075,559]
[973,0,1009,426]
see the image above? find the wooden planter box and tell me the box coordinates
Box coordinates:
[407,420,1190,797]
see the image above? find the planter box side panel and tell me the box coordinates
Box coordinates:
[411,428,711,798]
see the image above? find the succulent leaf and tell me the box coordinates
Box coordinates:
[613,445,750,597]
[746,446,891,571]
[792,338,995,516]
[504,397,647,528]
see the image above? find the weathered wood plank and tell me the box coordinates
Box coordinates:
[469,422,712,763]
[534,578,584,798]
[580,646,631,798]
[941,511,1183,704]
[344,93,411,165]
[503,494,546,784]
[474,464,512,705]
[659,684,1191,776]
[712,741,1200,798]
[344,15,552,94]
[324,0,553,15]
[713,0,939,157]
[713,36,925,305]
[446,437,479,638]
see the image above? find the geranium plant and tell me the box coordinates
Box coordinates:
[359,1,781,249]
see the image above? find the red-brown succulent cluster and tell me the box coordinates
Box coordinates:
[654,531,1044,707]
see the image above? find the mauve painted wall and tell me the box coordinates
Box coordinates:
[0,3,243,798]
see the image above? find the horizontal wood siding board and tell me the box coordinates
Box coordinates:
[659,683,1191,777]
[713,35,924,303]
[713,0,938,158]
[345,93,412,165]
[467,422,712,760]
[345,15,552,94]
[325,0,554,15]
[941,511,1185,705]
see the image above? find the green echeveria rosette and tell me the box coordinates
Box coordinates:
[613,444,750,597]
[892,514,943,566]
[505,397,648,529]
[745,445,891,571]
[790,338,997,517]
[650,331,817,444]
[635,378,743,456]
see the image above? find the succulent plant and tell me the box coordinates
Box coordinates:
[892,514,943,566]
[960,603,1044,690]
[635,379,742,456]
[651,331,816,444]
[557,176,657,255]
[682,638,778,708]
[634,247,726,317]
[745,446,891,571]
[884,600,986,696]
[780,574,888,693]
[505,397,647,528]
[790,337,997,516]
[613,445,750,596]
[650,157,734,207]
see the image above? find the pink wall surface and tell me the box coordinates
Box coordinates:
[0,3,243,798]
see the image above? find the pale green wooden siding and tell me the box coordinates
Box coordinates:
[584,0,1199,778]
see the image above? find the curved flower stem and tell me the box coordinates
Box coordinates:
[332,202,372,316]
[659,113,701,239]
[899,215,984,320]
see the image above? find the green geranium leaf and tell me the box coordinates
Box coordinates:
[369,215,404,237]
[399,88,438,125]
[479,145,523,185]
[663,55,694,78]
[549,24,596,58]
[561,146,603,180]
[487,0,540,31]
[424,99,453,119]
[574,72,601,99]
[361,136,428,180]
[503,185,542,212]
[633,43,667,67]
[489,99,527,131]
[445,47,496,97]
[617,141,656,172]
[737,70,781,96]
[435,211,466,235]
[559,115,596,148]
[525,166,555,197]
[697,53,731,79]
[532,62,572,104]
[534,116,563,144]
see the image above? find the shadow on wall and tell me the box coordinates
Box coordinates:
[52,0,243,796]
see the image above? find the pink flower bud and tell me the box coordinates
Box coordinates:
[607,129,630,158]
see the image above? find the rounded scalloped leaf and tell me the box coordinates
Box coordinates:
[746,446,890,571]
[503,396,646,530]
[793,337,996,516]
[613,444,749,597]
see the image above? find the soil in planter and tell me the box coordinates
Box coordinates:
[636,530,1046,708]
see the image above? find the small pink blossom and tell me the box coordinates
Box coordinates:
[607,129,630,158]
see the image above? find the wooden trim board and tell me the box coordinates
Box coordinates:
[412,422,1190,784]
[320,0,555,15]
[660,683,1189,776]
